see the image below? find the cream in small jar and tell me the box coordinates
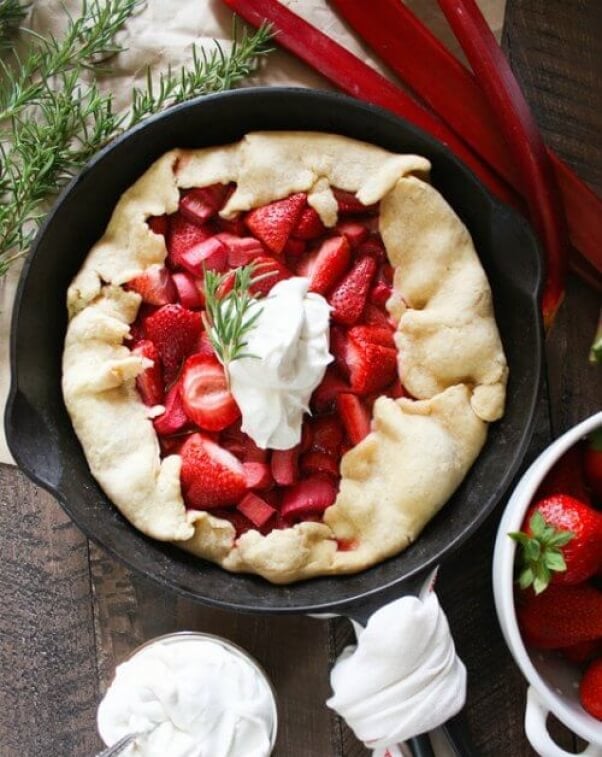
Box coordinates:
[97,632,277,757]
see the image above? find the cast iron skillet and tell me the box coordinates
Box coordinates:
[6,88,543,619]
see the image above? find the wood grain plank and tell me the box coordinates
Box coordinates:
[0,465,101,756]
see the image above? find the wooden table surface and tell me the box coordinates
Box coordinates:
[1,1,600,755]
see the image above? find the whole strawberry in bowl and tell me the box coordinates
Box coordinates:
[493,411,602,756]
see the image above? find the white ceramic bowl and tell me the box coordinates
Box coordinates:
[493,411,602,757]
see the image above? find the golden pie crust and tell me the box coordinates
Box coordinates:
[63,132,508,584]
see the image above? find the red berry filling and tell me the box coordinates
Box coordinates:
[130,185,407,543]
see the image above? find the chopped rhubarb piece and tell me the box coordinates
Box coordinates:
[292,205,327,239]
[271,446,300,485]
[221,423,269,463]
[310,415,343,457]
[154,383,188,436]
[283,237,306,256]
[132,340,164,406]
[167,214,211,268]
[370,281,392,307]
[237,492,276,527]
[172,271,205,309]
[179,185,229,225]
[307,236,351,295]
[349,324,395,349]
[364,303,393,329]
[181,354,240,432]
[243,462,273,490]
[179,237,228,275]
[216,233,265,266]
[336,220,370,248]
[311,367,350,412]
[281,475,338,519]
[329,256,377,325]
[301,451,340,478]
[180,433,247,509]
[213,508,254,537]
[249,256,293,297]
[344,330,398,394]
[337,393,371,445]
[144,304,202,385]
[333,188,377,215]
[244,193,306,254]
[357,236,386,263]
[127,265,178,306]
[148,215,168,236]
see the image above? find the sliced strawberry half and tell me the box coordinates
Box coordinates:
[249,256,293,297]
[271,446,300,485]
[179,237,228,275]
[245,193,306,254]
[329,256,377,325]
[144,304,202,385]
[307,236,351,295]
[343,330,398,395]
[215,233,265,267]
[154,382,188,436]
[237,492,276,528]
[311,367,350,413]
[179,184,229,225]
[167,213,211,268]
[336,220,369,248]
[172,271,205,309]
[148,215,168,237]
[181,354,240,432]
[310,415,343,457]
[349,324,395,350]
[364,303,394,329]
[281,475,338,519]
[243,462,273,490]
[127,265,177,306]
[284,237,306,257]
[337,393,371,445]
[357,236,387,263]
[180,433,247,509]
[132,340,164,406]
[370,281,392,308]
[333,188,377,215]
[292,206,326,239]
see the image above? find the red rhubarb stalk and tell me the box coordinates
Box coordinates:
[221,0,516,205]
[329,0,602,283]
[436,0,568,324]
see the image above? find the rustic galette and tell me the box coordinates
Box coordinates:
[63,132,508,584]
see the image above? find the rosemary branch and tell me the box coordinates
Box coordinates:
[0,3,273,276]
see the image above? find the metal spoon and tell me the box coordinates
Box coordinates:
[95,732,140,757]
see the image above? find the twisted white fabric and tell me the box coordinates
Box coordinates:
[327,591,466,753]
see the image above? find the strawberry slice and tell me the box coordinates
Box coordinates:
[215,233,265,267]
[271,446,300,485]
[333,188,377,215]
[132,340,164,406]
[370,281,393,307]
[336,220,369,248]
[148,215,168,236]
[349,324,395,350]
[179,184,229,225]
[249,256,293,297]
[311,367,350,412]
[196,331,215,358]
[127,265,177,306]
[301,451,340,478]
[172,272,205,309]
[344,330,398,395]
[364,303,394,329]
[292,206,326,239]
[281,475,338,519]
[180,433,247,509]
[284,237,306,257]
[307,236,351,295]
[310,416,343,457]
[357,236,387,263]
[245,193,306,254]
[221,423,268,463]
[337,393,371,445]
[154,383,188,436]
[144,304,201,385]
[329,256,377,325]
[167,213,212,268]
[181,354,240,432]
[243,462,273,490]
[179,237,228,275]
[215,215,247,236]
[237,492,276,528]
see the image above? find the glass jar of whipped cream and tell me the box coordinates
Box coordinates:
[97,631,278,757]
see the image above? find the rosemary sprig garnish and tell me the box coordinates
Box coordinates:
[0,3,273,275]
[203,264,267,373]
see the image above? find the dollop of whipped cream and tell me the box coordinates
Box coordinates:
[327,592,466,749]
[228,277,332,450]
[97,637,276,757]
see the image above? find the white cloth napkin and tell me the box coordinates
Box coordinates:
[0,0,505,464]
[327,576,466,756]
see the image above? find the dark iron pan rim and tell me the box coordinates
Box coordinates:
[6,87,544,615]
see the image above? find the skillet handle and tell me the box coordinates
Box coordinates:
[408,734,436,757]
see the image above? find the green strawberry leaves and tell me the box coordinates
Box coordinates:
[509,510,574,594]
